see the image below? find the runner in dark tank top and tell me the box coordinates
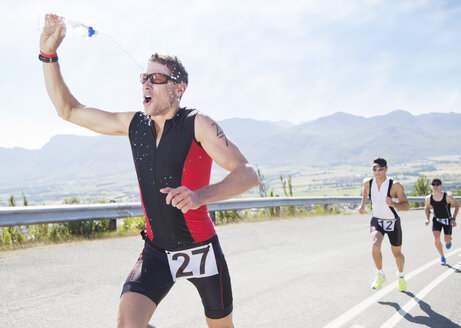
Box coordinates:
[425,178,459,265]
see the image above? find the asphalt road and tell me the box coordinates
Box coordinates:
[1,210,460,328]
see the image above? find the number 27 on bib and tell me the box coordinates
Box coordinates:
[166,244,219,282]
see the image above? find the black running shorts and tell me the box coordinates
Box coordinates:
[370,216,402,247]
[121,234,233,319]
[432,218,453,235]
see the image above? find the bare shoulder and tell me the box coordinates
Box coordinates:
[447,194,458,203]
[363,177,372,186]
[195,112,221,128]
[195,112,227,143]
[194,112,248,171]
[391,180,404,189]
[194,112,211,140]
[390,180,406,197]
[195,112,213,127]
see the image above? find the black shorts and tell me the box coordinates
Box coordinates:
[432,218,453,235]
[121,234,233,319]
[370,216,402,247]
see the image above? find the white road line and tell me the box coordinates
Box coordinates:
[323,247,461,328]
[379,261,461,328]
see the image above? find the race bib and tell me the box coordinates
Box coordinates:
[378,219,396,232]
[436,218,450,225]
[166,243,218,282]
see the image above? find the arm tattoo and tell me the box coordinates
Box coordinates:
[211,122,229,147]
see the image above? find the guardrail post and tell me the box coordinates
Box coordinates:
[108,219,117,231]
[274,195,280,216]
[209,211,216,223]
[108,200,117,231]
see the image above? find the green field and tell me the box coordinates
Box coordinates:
[2,155,461,206]
[256,155,461,197]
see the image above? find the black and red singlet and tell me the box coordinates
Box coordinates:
[129,108,215,250]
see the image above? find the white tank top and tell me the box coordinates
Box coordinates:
[371,178,399,220]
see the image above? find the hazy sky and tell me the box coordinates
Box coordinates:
[1,0,461,149]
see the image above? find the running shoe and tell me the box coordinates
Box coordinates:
[371,273,386,289]
[398,277,407,292]
[441,257,446,265]
[446,242,452,249]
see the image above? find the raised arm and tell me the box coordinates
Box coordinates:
[40,14,134,136]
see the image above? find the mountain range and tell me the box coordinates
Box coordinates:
[1,110,460,205]
[225,110,461,166]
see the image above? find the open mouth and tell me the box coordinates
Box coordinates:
[143,96,152,104]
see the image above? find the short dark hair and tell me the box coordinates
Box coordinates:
[372,157,387,168]
[431,178,442,185]
[149,53,188,85]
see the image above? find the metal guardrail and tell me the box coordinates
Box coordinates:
[0,196,460,227]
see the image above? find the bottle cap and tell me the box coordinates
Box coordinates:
[88,26,96,37]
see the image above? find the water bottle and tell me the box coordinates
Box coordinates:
[63,18,97,37]
[37,14,144,70]
[38,15,97,37]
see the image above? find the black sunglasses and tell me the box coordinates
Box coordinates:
[431,183,441,186]
[140,72,180,85]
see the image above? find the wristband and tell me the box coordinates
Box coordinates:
[38,51,58,63]
[40,51,57,57]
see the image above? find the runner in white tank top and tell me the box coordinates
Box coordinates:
[359,157,410,292]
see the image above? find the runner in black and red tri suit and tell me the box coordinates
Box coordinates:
[424,178,459,265]
[40,14,259,328]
